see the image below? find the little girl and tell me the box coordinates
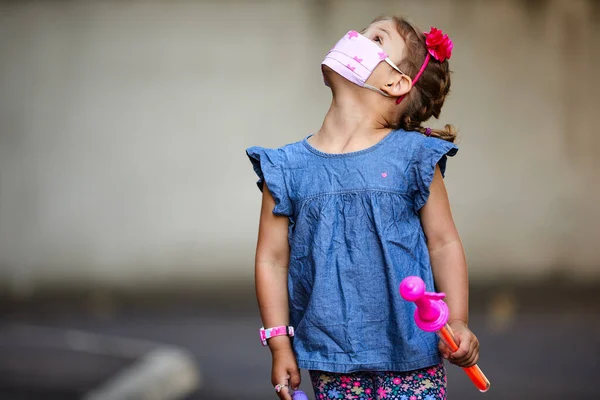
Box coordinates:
[247,16,480,400]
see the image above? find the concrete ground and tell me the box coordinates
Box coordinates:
[0,281,599,399]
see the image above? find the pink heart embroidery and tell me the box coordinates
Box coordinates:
[348,31,359,39]
[353,56,363,63]
[346,64,355,72]
[381,172,388,178]
[378,51,387,60]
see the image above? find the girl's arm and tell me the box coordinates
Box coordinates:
[420,165,468,324]
[420,165,479,367]
[255,182,300,398]
[255,181,292,350]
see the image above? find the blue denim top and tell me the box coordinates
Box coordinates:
[246,129,458,373]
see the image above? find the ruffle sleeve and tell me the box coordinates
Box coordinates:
[413,138,458,211]
[246,146,292,216]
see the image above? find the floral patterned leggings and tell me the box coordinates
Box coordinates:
[309,362,446,400]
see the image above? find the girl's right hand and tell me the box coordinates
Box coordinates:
[271,346,301,400]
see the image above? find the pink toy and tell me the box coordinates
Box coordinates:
[399,276,491,392]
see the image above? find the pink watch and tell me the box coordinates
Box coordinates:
[259,326,295,346]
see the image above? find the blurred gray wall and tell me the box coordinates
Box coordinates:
[0,0,598,295]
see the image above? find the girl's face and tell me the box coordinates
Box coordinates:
[361,19,407,67]
[361,19,408,93]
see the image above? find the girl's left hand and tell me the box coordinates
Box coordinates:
[438,320,480,367]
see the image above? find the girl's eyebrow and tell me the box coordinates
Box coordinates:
[380,27,391,37]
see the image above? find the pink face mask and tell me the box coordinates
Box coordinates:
[322,30,405,97]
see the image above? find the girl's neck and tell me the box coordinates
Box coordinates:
[312,94,392,153]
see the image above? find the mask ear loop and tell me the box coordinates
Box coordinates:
[363,84,391,97]
[395,53,431,104]
[384,57,405,75]
[365,57,407,97]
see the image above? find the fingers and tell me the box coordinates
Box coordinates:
[272,372,290,400]
[272,350,299,399]
[450,332,470,361]
[273,384,288,400]
[449,331,480,367]
[289,366,302,391]
[273,368,300,400]
[438,339,451,360]
[462,339,480,367]
[278,386,292,400]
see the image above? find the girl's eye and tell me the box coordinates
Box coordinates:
[374,36,382,44]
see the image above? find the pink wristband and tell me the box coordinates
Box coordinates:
[259,326,295,346]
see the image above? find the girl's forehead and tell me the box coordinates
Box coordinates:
[367,19,396,32]
[367,20,406,58]
[365,20,404,43]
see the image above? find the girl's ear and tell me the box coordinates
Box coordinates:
[380,74,412,97]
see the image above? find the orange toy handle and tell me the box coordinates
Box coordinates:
[438,325,490,392]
